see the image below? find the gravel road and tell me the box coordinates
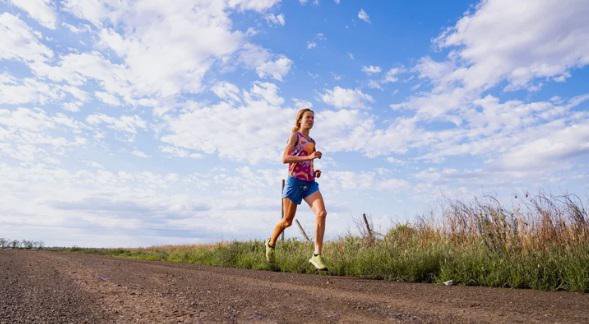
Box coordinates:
[1,250,588,323]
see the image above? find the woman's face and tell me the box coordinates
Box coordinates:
[300,111,314,130]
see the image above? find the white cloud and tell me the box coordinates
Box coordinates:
[0,74,62,105]
[238,43,269,65]
[366,66,404,89]
[298,0,319,5]
[62,101,83,112]
[212,81,242,103]
[95,3,240,96]
[322,170,408,192]
[413,95,589,170]
[306,32,325,50]
[383,67,403,83]
[292,98,312,109]
[386,156,405,165]
[62,0,112,28]
[228,0,280,11]
[358,117,419,157]
[63,22,89,33]
[95,91,121,106]
[0,108,79,133]
[32,52,131,99]
[256,55,292,81]
[10,0,57,29]
[60,1,282,101]
[314,109,381,154]
[496,121,589,171]
[388,2,589,176]
[401,87,474,120]
[0,108,85,163]
[86,113,147,137]
[320,86,373,109]
[415,57,453,83]
[358,9,370,23]
[362,65,381,75]
[239,44,293,81]
[0,13,53,63]
[246,81,284,106]
[0,163,220,246]
[159,145,202,159]
[61,84,89,103]
[161,82,292,164]
[265,13,285,26]
[396,0,589,125]
[131,150,149,158]
[435,0,589,91]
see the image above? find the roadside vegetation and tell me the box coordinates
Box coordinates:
[0,238,44,249]
[64,193,588,292]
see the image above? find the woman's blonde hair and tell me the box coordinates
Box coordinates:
[292,108,314,132]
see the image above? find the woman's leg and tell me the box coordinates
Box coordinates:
[269,198,297,246]
[304,191,327,255]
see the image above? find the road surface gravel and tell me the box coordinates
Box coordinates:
[1,250,588,323]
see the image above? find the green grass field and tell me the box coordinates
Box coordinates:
[66,193,589,292]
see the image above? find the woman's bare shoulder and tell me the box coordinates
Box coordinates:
[286,131,298,146]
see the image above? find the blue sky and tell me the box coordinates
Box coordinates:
[1,0,588,247]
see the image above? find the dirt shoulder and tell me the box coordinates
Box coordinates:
[1,250,588,323]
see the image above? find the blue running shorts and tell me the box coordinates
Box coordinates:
[282,176,320,205]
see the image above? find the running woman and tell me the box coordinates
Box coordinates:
[265,108,328,271]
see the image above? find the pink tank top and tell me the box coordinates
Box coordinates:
[288,132,316,181]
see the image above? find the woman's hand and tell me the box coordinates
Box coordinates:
[314,169,322,178]
[308,151,322,160]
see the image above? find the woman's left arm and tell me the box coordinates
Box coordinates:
[313,144,322,178]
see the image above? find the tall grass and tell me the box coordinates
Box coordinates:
[437,194,588,291]
[67,193,588,292]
